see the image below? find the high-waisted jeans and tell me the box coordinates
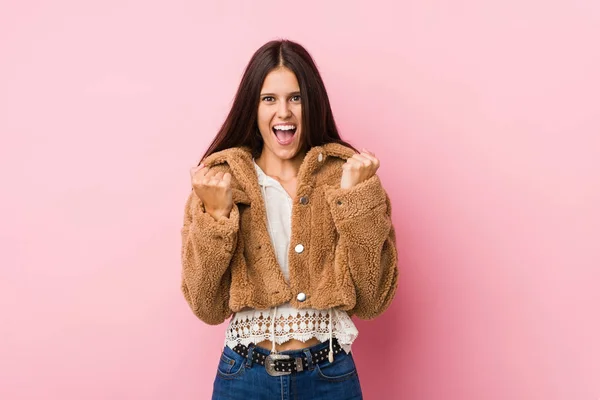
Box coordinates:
[211,339,363,400]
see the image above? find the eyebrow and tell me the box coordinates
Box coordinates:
[260,91,301,96]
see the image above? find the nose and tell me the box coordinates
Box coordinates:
[277,101,292,119]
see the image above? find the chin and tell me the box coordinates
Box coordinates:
[266,139,303,160]
[274,147,300,160]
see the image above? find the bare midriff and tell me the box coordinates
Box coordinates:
[256,337,322,352]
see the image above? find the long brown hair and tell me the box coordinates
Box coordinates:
[199,39,356,163]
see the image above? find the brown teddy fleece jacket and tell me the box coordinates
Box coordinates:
[181,142,399,325]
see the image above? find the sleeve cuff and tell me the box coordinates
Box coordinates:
[324,174,388,222]
[189,201,240,253]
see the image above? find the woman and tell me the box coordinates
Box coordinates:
[181,39,399,400]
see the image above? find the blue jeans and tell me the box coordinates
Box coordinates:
[212,339,363,400]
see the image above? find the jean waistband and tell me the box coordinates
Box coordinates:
[249,338,338,357]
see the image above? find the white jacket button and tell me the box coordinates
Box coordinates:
[294,244,304,253]
[317,153,324,162]
[297,292,307,302]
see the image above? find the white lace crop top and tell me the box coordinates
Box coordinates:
[224,161,358,355]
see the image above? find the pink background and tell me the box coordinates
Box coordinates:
[1,0,599,399]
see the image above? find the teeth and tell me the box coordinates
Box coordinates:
[273,125,296,131]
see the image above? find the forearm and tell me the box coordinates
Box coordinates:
[325,175,399,319]
[180,192,239,324]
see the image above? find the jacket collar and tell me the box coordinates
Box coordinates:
[202,142,356,169]
[201,142,356,204]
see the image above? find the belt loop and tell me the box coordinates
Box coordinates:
[303,348,314,371]
[245,343,255,368]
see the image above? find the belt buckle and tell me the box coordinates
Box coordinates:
[265,353,292,376]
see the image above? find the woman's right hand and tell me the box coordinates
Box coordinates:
[190,164,233,220]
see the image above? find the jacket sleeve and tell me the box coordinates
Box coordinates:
[324,174,399,319]
[180,191,239,325]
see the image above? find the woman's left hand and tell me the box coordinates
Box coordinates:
[340,149,381,190]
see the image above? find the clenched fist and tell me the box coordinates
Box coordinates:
[340,149,380,190]
[190,163,233,221]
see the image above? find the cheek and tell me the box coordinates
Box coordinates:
[294,105,302,119]
[256,110,271,140]
[257,107,271,127]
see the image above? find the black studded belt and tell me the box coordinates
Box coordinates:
[232,339,343,376]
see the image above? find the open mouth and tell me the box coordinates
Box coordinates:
[272,124,297,146]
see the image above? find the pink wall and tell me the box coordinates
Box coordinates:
[1,1,599,399]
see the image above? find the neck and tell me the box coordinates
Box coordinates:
[255,149,306,182]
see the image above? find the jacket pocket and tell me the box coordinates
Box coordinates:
[216,348,246,379]
[316,352,357,382]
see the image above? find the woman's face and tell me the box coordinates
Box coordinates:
[257,67,303,161]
